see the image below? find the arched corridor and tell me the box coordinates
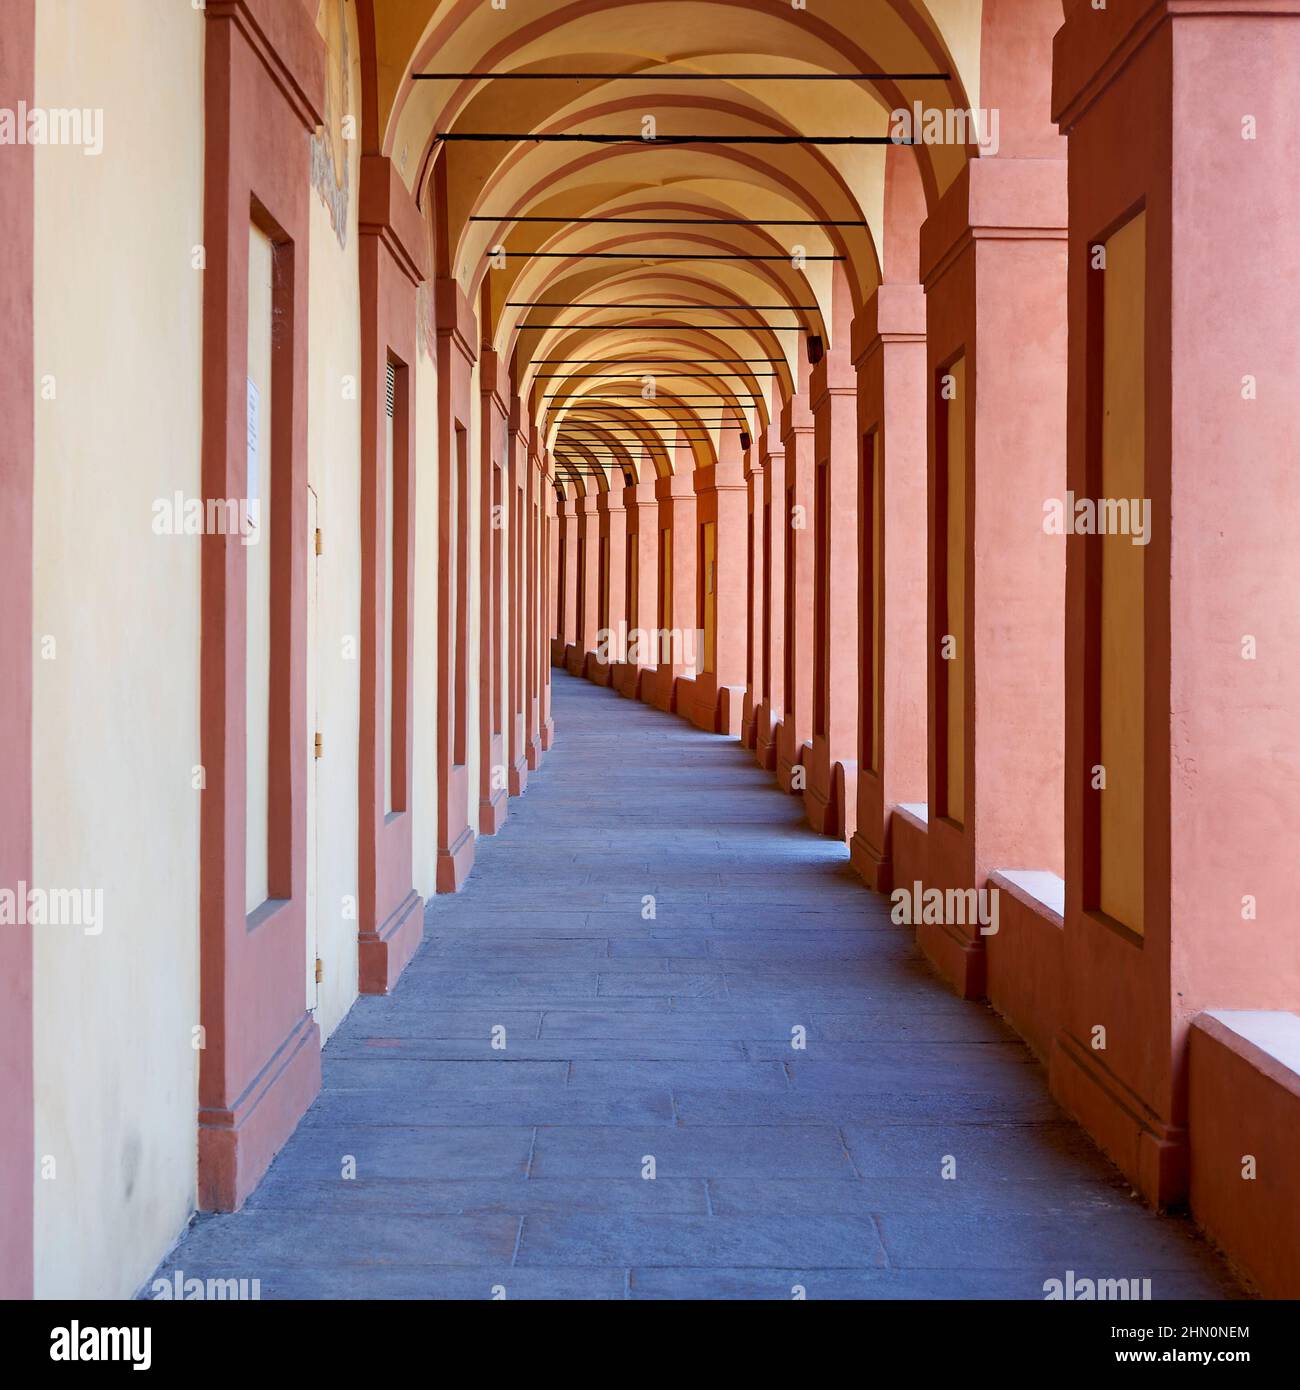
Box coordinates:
[2,0,1298,1311]
[155,673,1235,1298]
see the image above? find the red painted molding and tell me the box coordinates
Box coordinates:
[358,154,429,287]
[478,351,509,835]
[197,4,326,1211]
[206,0,325,132]
[434,277,478,892]
[357,154,425,992]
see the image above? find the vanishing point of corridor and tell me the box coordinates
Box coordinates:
[156,675,1236,1299]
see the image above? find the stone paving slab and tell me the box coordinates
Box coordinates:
[151,673,1241,1300]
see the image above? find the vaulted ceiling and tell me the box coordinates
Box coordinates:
[356,0,1056,491]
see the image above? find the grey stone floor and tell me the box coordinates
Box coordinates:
[154,672,1241,1299]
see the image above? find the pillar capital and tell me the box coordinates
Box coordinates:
[780,393,814,441]
[809,343,856,409]
[358,154,427,286]
[852,283,926,367]
[654,470,694,504]
[434,277,479,367]
[693,460,746,495]
[759,420,785,468]
[478,347,509,419]
[624,478,658,509]
[919,157,1067,292]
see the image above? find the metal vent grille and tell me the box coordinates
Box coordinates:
[386,362,396,418]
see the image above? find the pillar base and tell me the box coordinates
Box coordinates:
[197,1012,321,1212]
[611,662,642,700]
[716,685,744,738]
[587,655,614,687]
[479,787,508,836]
[753,703,778,771]
[803,745,857,841]
[509,754,529,796]
[526,734,542,771]
[775,736,811,794]
[359,889,424,995]
[916,913,987,1001]
[1051,1030,1189,1208]
[540,716,554,751]
[564,645,586,677]
[848,830,892,893]
[436,824,476,893]
[641,665,676,713]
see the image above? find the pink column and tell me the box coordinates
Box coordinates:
[507,392,530,793]
[571,490,600,677]
[1048,0,1300,1206]
[556,492,578,669]
[477,350,508,834]
[613,478,658,700]
[775,385,815,792]
[916,155,1068,998]
[0,0,33,1299]
[590,484,626,687]
[848,284,929,892]
[643,466,697,713]
[540,463,556,750]
[357,154,427,989]
[523,430,544,772]
[804,328,860,839]
[433,279,479,893]
[197,2,325,1204]
[683,439,748,735]
[753,422,785,771]
[740,440,764,750]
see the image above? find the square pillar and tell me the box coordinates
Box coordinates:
[740,444,764,750]
[849,285,929,892]
[917,156,1068,996]
[683,449,747,735]
[507,394,530,793]
[525,441,549,769]
[477,350,508,834]
[433,278,479,892]
[540,466,556,751]
[753,422,785,771]
[357,154,427,989]
[775,390,816,792]
[642,468,697,713]
[804,344,860,839]
[567,490,600,677]
[0,0,34,1298]
[196,0,326,1207]
[555,492,578,669]
[590,485,626,687]
[613,478,658,700]
[1049,0,1300,1205]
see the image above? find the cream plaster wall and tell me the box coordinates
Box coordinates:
[32,0,204,1299]
[306,0,364,1041]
